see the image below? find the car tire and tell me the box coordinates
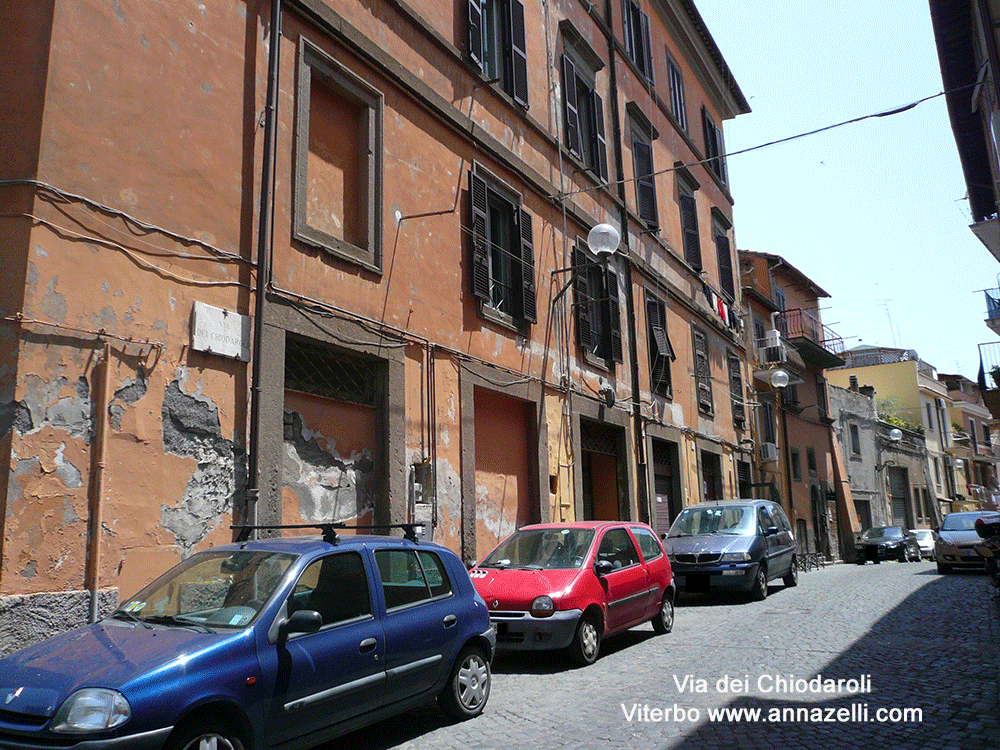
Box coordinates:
[750,564,768,601]
[569,612,601,666]
[651,593,674,635]
[937,562,952,575]
[438,645,490,721]
[167,721,245,750]
[783,559,798,588]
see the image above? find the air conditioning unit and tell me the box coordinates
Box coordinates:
[763,329,781,348]
[761,442,779,463]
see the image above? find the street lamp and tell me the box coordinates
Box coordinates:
[889,428,903,442]
[769,368,790,389]
[550,223,622,302]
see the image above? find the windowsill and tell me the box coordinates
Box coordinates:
[478,302,524,334]
[581,349,615,373]
[294,227,382,276]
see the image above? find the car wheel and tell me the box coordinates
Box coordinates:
[167,722,245,750]
[651,594,674,634]
[750,564,768,601]
[569,612,601,666]
[937,562,952,575]
[783,559,798,588]
[438,646,490,721]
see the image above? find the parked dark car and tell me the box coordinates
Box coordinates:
[660,500,797,601]
[936,511,1000,573]
[0,528,495,750]
[470,522,674,666]
[855,526,921,563]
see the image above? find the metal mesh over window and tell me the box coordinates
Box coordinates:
[284,336,376,407]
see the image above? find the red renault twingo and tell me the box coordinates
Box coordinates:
[470,521,674,666]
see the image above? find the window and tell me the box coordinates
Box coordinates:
[815,375,828,417]
[774,287,786,313]
[782,383,799,406]
[597,527,640,569]
[646,293,675,396]
[934,457,941,488]
[291,552,372,627]
[622,0,654,82]
[374,549,451,610]
[806,447,817,475]
[759,394,777,444]
[692,327,713,415]
[667,56,687,131]
[573,246,623,364]
[468,0,529,107]
[971,418,979,452]
[631,119,658,228]
[727,351,745,428]
[561,53,608,180]
[850,424,861,456]
[631,526,663,562]
[791,448,801,481]
[925,402,934,430]
[294,39,383,271]
[679,180,700,270]
[714,222,734,300]
[702,106,727,184]
[469,168,537,326]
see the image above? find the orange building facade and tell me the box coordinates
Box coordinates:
[0,0,752,643]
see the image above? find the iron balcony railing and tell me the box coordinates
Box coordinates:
[775,308,844,357]
[986,288,1000,322]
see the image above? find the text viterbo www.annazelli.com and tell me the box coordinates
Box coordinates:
[621,703,923,724]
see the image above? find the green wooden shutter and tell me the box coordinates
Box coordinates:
[562,55,581,158]
[469,171,490,301]
[680,192,700,270]
[573,247,592,351]
[467,0,483,70]
[593,92,608,181]
[607,268,623,363]
[510,0,529,108]
[519,207,536,323]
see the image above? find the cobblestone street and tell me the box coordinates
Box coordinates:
[330,561,1000,750]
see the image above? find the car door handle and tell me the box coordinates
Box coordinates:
[358,638,378,654]
[442,614,457,628]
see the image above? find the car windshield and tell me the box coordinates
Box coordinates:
[113,550,296,630]
[941,514,994,531]
[914,530,933,541]
[479,528,596,570]
[861,527,903,540]
[668,506,755,537]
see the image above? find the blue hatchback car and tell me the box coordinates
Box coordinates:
[0,527,495,750]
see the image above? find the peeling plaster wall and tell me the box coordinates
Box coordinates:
[0,588,116,657]
[281,391,375,525]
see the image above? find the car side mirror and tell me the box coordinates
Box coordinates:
[594,560,614,577]
[280,609,322,639]
[660,532,668,540]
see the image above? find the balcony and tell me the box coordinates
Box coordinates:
[985,288,1000,336]
[775,308,845,369]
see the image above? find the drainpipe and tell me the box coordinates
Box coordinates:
[86,341,112,623]
[603,2,649,525]
[246,0,282,535]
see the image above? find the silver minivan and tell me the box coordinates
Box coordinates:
[660,500,797,601]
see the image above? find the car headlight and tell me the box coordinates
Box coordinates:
[721,552,750,562]
[51,689,130,733]
[530,595,555,617]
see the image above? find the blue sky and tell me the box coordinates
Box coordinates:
[695,0,998,379]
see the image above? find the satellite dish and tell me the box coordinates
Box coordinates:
[902,349,919,361]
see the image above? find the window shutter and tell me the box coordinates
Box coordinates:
[728,352,745,426]
[680,192,700,269]
[519,207,537,323]
[622,0,634,61]
[607,268,623,362]
[693,328,713,414]
[593,92,608,181]
[640,10,654,83]
[633,140,657,228]
[647,298,671,392]
[561,55,581,158]
[510,0,529,108]
[714,125,727,183]
[467,0,483,70]
[469,171,490,301]
[716,231,734,299]
[573,247,592,351]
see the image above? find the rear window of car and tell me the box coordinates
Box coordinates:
[375,549,452,610]
[631,527,663,562]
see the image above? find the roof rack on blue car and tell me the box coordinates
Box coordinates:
[232,522,426,544]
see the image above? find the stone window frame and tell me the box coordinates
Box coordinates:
[294,37,384,273]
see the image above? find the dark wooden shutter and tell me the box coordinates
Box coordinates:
[519,207,537,323]
[561,55,581,158]
[510,0,529,108]
[716,231,734,299]
[622,0,634,61]
[573,247,592,351]
[469,171,490,301]
[467,0,483,71]
[680,192,700,269]
[593,92,608,181]
[634,140,657,228]
[640,10,654,82]
[693,328,713,414]
[647,297,671,393]
[728,352,745,427]
[607,268,623,362]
